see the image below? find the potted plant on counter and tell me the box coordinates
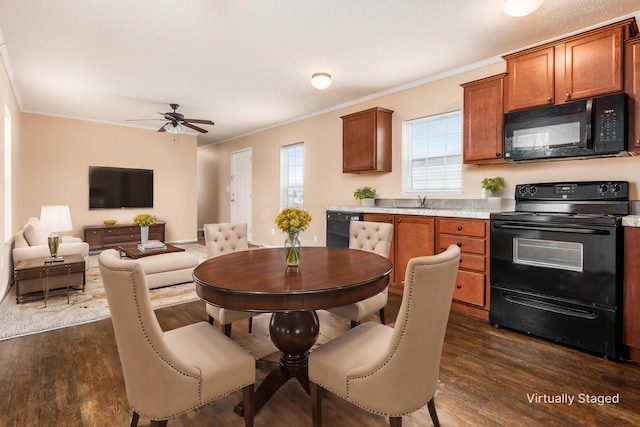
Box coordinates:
[481,177,505,211]
[353,186,377,207]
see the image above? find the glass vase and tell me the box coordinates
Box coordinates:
[140,226,149,245]
[285,234,301,266]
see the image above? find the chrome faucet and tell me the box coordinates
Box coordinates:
[417,195,427,207]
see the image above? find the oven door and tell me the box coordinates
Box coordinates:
[490,220,621,307]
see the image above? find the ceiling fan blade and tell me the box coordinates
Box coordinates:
[157,124,167,132]
[183,118,215,126]
[126,118,165,122]
[183,123,208,133]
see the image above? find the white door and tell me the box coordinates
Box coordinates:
[230,149,252,240]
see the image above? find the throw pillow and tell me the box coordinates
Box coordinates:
[23,223,46,246]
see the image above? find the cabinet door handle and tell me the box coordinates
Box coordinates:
[496,152,501,157]
[457,226,463,231]
[547,96,552,102]
[565,92,571,99]
[456,243,462,247]
[456,284,462,289]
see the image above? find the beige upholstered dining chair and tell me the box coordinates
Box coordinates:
[204,223,254,337]
[98,249,255,427]
[309,245,461,427]
[327,220,394,328]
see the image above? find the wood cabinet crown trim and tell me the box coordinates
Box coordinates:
[502,17,638,60]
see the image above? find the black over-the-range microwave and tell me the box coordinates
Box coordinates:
[503,92,627,161]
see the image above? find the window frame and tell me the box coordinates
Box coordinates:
[279,142,304,208]
[401,110,463,195]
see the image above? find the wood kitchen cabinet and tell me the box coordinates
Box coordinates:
[504,19,637,112]
[363,213,434,295]
[461,74,506,164]
[625,36,640,152]
[437,217,490,320]
[362,213,490,319]
[394,215,435,290]
[623,226,640,362]
[341,107,393,173]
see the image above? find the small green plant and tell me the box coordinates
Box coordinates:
[353,186,376,200]
[481,177,505,193]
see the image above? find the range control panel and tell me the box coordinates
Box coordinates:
[516,181,629,201]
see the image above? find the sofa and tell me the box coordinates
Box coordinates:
[134,251,200,289]
[12,218,90,298]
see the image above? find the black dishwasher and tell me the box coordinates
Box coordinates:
[326,210,363,247]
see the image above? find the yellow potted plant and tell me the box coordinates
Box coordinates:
[275,207,312,266]
[133,214,157,245]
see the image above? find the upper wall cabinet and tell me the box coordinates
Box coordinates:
[461,74,506,164]
[342,107,393,173]
[626,36,640,153]
[504,18,638,112]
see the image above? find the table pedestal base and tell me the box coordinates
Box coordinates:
[234,310,319,416]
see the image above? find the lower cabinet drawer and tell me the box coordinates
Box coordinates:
[104,234,138,244]
[453,270,485,307]
[440,234,485,255]
[459,253,486,273]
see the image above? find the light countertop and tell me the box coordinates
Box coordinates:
[326,206,492,219]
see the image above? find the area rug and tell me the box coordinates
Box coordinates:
[0,244,207,341]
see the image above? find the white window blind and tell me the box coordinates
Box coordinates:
[402,111,462,194]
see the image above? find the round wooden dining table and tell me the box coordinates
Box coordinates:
[192,246,392,415]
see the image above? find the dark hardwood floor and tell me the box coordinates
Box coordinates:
[1,294,639,426]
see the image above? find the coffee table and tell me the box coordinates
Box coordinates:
[116,243,185,259]
[14,254,86,306]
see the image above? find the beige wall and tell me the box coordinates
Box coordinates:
[199,60,640,247]
[19,114,198,243]
[1,53,22,298]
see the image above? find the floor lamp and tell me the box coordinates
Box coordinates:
[39,205,73,263]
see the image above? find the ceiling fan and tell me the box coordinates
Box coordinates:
[129,103,215,134]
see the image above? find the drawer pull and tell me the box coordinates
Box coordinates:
[456,284,462,289]
[457,226,463,231]
[456,243,462,247]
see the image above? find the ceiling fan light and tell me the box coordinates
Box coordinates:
[164,123,185,134]
[311,72,332,90]
[504,0,544,17]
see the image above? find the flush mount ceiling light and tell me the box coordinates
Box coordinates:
[504,0,544,17]
[311,72,332,90]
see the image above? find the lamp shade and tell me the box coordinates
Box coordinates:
[39,205,73,232]
[311,72,332,90]
[504,0,544,17]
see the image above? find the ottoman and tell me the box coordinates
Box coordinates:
[135,251,200,289]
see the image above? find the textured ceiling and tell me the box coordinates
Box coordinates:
[0,0,639,147]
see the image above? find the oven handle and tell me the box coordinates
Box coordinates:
[493,223,610,235]
[504,294,597,319]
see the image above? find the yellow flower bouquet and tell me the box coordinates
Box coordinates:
[275,207,312,266]
[133,214,157,227]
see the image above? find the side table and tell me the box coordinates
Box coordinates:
[14,254,86,306]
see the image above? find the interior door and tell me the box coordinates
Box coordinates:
[230,149,252,240]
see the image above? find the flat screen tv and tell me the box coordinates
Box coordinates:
[89,166,153,209]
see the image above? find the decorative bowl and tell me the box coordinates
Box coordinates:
[103,219,117,226]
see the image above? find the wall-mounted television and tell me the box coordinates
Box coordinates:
[89,166,153,209]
